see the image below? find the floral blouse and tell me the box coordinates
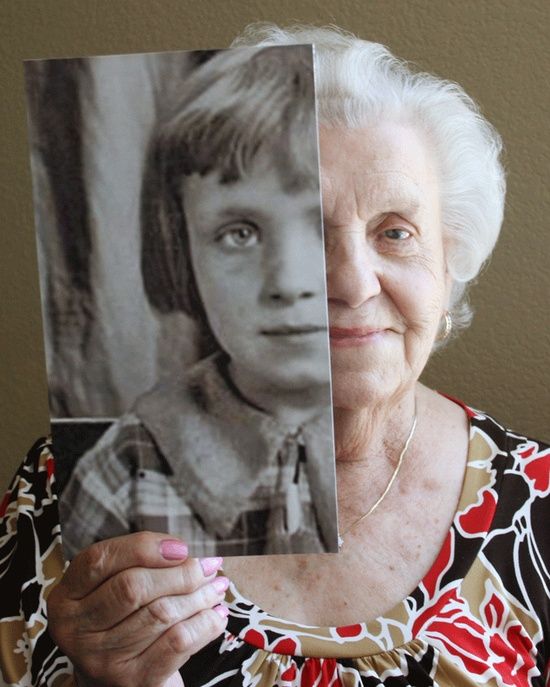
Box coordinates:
[1,404,549,687]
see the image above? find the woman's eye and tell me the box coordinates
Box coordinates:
[217,224,260,248]
[383,227,411,241]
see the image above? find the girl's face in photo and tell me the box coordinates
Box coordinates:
[183,151,330,395]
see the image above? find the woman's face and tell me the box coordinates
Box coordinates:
[321,122,451,409]
[182,152,330,395]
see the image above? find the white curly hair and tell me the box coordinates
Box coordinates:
[232,23,506,337]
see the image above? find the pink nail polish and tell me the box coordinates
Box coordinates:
[212,576,230,594]
[213,604,229,619]
[160,539,188,560]
[200,556,223,576]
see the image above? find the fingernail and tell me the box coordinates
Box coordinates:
[200,556,223,576]
[160,539,188,560]
[213,603,229,619]
[212,576,230,594]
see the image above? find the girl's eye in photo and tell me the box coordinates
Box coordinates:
[216,223,260,249]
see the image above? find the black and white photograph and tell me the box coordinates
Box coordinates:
[24,44,338,558]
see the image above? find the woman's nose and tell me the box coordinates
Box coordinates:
[262,234,322,304]
[326,231,381,308]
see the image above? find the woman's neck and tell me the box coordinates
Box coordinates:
[333,386,418,465]
[333,385,420,532]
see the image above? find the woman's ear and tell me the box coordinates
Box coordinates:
[443,260,454,311]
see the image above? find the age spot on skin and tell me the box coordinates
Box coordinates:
[422,478,440,492]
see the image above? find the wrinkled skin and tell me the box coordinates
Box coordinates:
[48,532,228,687]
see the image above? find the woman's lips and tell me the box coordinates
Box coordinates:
[329,326,388,347]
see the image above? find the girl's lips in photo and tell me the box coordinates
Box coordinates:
[261,324,328,336]
[260,325,328,348]
[329,326,389,347]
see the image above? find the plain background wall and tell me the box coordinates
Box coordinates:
[1,0,549,491]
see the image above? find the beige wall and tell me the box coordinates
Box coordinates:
[1,0,549,490]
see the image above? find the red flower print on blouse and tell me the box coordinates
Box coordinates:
[243,628,265,649]
[413,581,537,686]
[335,624,363,638]
[46,455,55,480]
[280,664,297,682]
[457,485,498,537]
[517,442,550,495]
[243,628,298,655]
[300,659,341,687]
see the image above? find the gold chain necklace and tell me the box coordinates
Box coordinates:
[337,400,418,549]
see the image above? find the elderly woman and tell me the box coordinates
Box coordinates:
[1,24,549,687]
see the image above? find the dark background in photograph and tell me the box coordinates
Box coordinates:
[23,49,225,489]
[25,49,214,427]
[1,0,549,491]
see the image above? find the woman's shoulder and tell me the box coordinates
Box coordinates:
[461,404,549,516]
[1,437,57,525]
[0,438,72,685]
[463,408,550,657]
[444,396,549,454]
[434,392,549,502]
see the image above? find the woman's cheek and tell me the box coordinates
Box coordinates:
[399,268,446,332]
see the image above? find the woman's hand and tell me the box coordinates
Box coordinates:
[48,532,229,687]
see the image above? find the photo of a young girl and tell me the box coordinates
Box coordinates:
[25,45,338,558]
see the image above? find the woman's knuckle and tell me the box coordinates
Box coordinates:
[81,542,108,583]
[114,570,142,608]
[129,531,153,559]
[131,530,151,546]
[195,583,213,609]
[196,608,222,640]
[207,583,226,609]
[146,596,177,626]
[167,621,194,654]
[178,564,198,593]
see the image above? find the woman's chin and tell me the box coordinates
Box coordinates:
[330,369,403,410]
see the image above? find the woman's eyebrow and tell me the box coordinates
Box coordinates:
[385,198,422,215]
[366,190,424,219]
